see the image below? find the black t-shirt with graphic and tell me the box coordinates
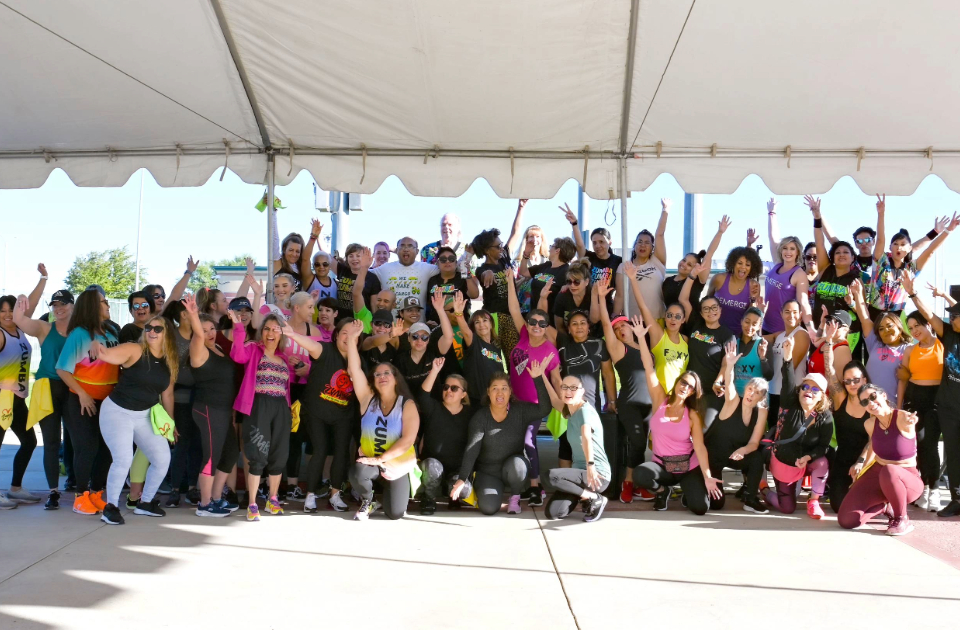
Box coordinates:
[938,326,960,408]
[527,262,568,319]
[476,252,513,314]
[425,273,470,324]
[686,314,736,389]
[585,251,622,311]
[558,335,609,410]
[336,261,359,313]
[462,336,505,401]
[302,342,359,424]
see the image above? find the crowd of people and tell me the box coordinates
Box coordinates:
[1,195,959,537]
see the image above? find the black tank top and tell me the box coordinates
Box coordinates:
[192,348,237,409]
[707,403,757,456]
[109,351,171,411]
[614,345,652,406]
[833,395,869,463]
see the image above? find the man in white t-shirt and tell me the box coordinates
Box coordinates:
[372,236,440,313]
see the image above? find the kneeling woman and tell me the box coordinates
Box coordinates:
[544,375,612,523]
[838,385,923,535]
[91,315,177,525]
[632,319,722,515]
[451,357,555,515]
[345,321,420,521]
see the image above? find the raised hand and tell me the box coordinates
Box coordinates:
[182,294,198,314]
[359,246,373,270]
[746,228,760,247]
[926,281,945,298]
[718,215,732,233]
[804,195,821,215]
[346,319,364,339]
[723,339,742,365]
[901,270,916,296]
[430,287,446,313]
[934,215,950,234]
[245,257,255,275]
[560,203,578,225]
[37,263,48,277]
[310,218,323,238]
[595,277,612,298]
[661,198,672,212]
[622,260,637,277]
[692,260,711,278]
[541,278,554,299]
[766,198,777,213]
[754,293,768,315]
[14,295,28,316]
[391,319,405,338]
[628,315,649,341]
[227,310,241,324]
[822,318,840,343]
[781,334,795,358]
[758,337,769,360]
[876,194,885,214]
[310,289,320,302]
[527,353,555,379]
[452,291,466,315]
[186,255,199,274]
[948,211,960,233]
[431,357,445,373]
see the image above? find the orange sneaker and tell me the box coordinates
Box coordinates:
[72,491,98,515]
[88,490,107,513]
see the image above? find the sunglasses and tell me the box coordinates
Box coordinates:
[801,383,822,394]
[859,392,879,406]
[442,384,463,392]
[566,279,583,286]
[132,302,150,310]
[842,376,863,386]
[444,309,455,315]
[855,237,874,245]
[559,384,582,392]
[665,312,684,321]
[701,305,720,314]
[950,312,960,320]
[437,255,457,263]
[527,319,548,328]
[152,292,166,299]
[373,321,391,327]
[410,333,430,342]
[314,261,330,268]
[144,324,165,333]
[804,255,818,261]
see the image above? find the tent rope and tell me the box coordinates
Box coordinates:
[509,147,515,194]
[174,143,183,183]
[288,139,295,176]
[360,144,367,185]
[785,145,791,168]
[582,145,590,192]
[220,140,231,181]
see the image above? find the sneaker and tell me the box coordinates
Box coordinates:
[420,499,437,515]
[304,493,318,513]
[583,494,608,523]
[507,494,522,514]
[526,488,545,507]
[886,516,914,536]
[100,503,124,525]
[634,487,655,501]
[928,489,942,513]
[938,500,960,518]
[184,488,201,506]
[6,488,41,503]
[157,480,173,495]
[224,489,239,506]
[265,497,283,515]
[654,487,669,511]
[734,485,746,500]
[247,504,260,522]
[87,490,107,512]
[72,491,97,515]
[806,498,824,520]
[620,480,635,504]
[0,493,18,510]
[286,486,306,502]
[125,495,139,510]
[354,499,379,521]
[915,487,931,510]
[329,492,349,512]
[802,475,812,491]
[742,494,769,514]
[63,479,77,493]
[315,480,332,499]
[256,485,268,501]
[45,490,61,511]
[134,498,166,517]
[216,498,239,513]
[165,491,181,508]
[196,501,231,518]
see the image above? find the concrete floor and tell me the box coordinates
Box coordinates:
[1,432,959,629]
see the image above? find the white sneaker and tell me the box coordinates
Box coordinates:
[915,487,930,511]
[329,492,348,512]
[0,493,18,510]
[303,493,317,513]
[6,488,41,503]
[928,489,942,513]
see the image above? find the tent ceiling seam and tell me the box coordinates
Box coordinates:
[617,0,641,154]
[0,1,258,147]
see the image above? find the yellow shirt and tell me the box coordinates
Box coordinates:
[652,333,689,393]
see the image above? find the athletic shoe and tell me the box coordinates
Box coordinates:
[265,497,283,515]
[938,500,960,518]
[185,488,201,506]
[6,488,41,503]
[100,503,124,525]
[88,490,107,512]
[806,499,824,520]
[216,498,239,513]
[63,479,77,493]
[134,498,166,517]
[653,488,669,511]
[72,492,97,515]
[196,501,231,518]
[886,516,914,536]
[525,487,545,507]
[583,495,608,523]
[742,494,769,514]
[802,475,812,491]
[45,490,61,511]
[315,480,332,499]
[125,495,139,510]
[286,486,306,502]
[354,499,379,521]
[165,491,181,508]
[247,504,260,522]
[157,480,173,495]
[734,485,746,500]
[303,493,318,513]
[915,487,931,510]
[448,499,462,510]
[619,480,634,504]
[329,492,349,512]
[224,488,239,504]
[634,487,655,501]
[420,499,437,515]
[0,493,18,510]
[928,489,942,513]
[256,485,268,501]
[507,495,522,514]
[59,461,67,476]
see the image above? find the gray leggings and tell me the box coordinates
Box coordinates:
[474,455,528,515]
[544,467,610,519]
[349,463,410,520]
[421,457,473,501]
[99,397,171,506]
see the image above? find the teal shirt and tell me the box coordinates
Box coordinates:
[734,338,763,396]
[35,326,67,381]
[567,405,610,480]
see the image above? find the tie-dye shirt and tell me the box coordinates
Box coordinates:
[55,326,120,400]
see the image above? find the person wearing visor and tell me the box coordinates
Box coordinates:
[361,309,402,367]
[393,289,455,395]
[119,291,156,343]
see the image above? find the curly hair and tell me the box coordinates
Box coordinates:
[471,229,502,259]
[724,246,763,280]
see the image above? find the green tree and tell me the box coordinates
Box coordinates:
[188,255,254,292]
[65,247,143,298]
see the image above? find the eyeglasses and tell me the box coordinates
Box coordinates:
[442,384,463,392]
[859,392,879,406]
[398,244,418,250]
[803,255,818,261]
[437,255,457,263]
[665,312,684,321]
[701,305,720,314]
[410,333,430,342]
[801,384,822,394]
[566,279,583,286]
[855,237,874,245]
[527,319,548,328]
[675,379,695,391]
[950,312,960,320]
[144,324,165,333]
[374,371,393,379]
[559,384,582,392]
[444,310,455,316]
[152,292,165,299]
[842,377,863,386]
[132,302,149,310]
[314,262,330,268]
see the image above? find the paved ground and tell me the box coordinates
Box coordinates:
[1,432,959,629]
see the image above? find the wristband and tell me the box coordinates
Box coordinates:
[927,228,939,240]
[856,457,865,464]
[907,293,916,299]
[310,234,318,241]
[39,275,48,280]
[587,461,595,466]
[183,270,191,276]
[813,218,823,228]
[453,312,464,318]
[571,220,578,226]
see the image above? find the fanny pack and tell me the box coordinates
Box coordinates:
[660,453,693,474]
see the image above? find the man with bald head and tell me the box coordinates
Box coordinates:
[362,238,439,316]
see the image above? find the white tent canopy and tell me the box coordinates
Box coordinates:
[3,0,960,197]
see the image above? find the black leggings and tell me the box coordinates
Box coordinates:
[35,379,72,489]
[421,457,472,501]
[633,461,710,515]
[618,401,651,469]
[904,383,940,488]
[475,456,528,515]
[169,401,202,490]
[303,415,352,493]
[0,396,35,487]
[285,383,311,479]
[828,450,858,514]
[349,463,410,520]
[243,395,291,477]
[191,404,235,476]
[62,392,110,493]
[544,467,610,519]
[706,449,764,509]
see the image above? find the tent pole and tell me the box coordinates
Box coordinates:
[266,154,276,303]
[619,156,631,318]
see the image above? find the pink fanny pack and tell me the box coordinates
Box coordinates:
[769,455,805,484]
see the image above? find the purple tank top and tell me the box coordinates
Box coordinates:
[716,274,751,335]
[763,263,799,333]
[871,411,916,461]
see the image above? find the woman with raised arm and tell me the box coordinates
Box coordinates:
[822,341,871,513]
[706,245,763,336]
[451,354,555,516]
[425,246,480,325]
[845,280,910,408]
[614,198,671,320]
[731,302,773,396]
[161,299,200,509]
[143,256,200,313]
[342,321,419,521]
[91,313,177,525]
[196,287,230,324]
[454,293,506,403]
[763,234,814,335]
[708,341,768,513]
[418,358,473,515]
[551,260,596,335]
[596,278,654,503]
[393,289,456,394]
[561,203,621,308]
[505,199,547,267]
[473,228,520,356]
[839,385,923,536]
[764,300,810,413]
[762,334,834,519]
[272,213,307,292]
[299,219,332,294]
[807,307,854,379]
[631,318,721,515]
[662,215,731,314]
[808,195,863,345]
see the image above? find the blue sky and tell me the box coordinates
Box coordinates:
[3,168,960,303]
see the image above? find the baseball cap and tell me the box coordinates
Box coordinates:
[399,296,424,311]
[802,372,829,392]
[827,310,852,328]
[49,289,75,305]
[408,322,431,336]
[610,315,630,329]
[947,303,960,316]
[371,309,394,325]
[228,297,253,311]
[85,284,106,297]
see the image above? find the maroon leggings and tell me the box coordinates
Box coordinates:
[837,464,923,529]
[765,456,829,514]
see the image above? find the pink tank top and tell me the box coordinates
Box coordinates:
[650,401,699,470]
[871,411,916,461]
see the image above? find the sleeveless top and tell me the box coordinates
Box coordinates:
[807,340,848,376]
[614,345,652,406]
[359,396,416,479]
[715,274,751,335]
[832,396,870,463]
[109,352,172,411]
[651,333,688,394]
[254,356,289,397]
[35,326,67,381]
[707,403,757,457]
[871,411,917,461]
[763,263,800,333]
[734,337,763,396]
[649,401,699,470]
[770,327,806,395]
[908,339,944,382]
[192,349,238,409]
[0,328,32,398]
[307,276,338,303]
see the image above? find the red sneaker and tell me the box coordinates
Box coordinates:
[802,475,812,491]
[806,498,824,520]
[633,487,655,501]
[619,480,634,504]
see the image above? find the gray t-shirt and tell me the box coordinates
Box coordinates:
[567,404,610,480]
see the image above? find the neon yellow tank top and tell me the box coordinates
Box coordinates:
[652,332,689,393]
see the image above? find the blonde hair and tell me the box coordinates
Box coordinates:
[290,291,315,310]
[515,225,549,261]
[138,315,179,382]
